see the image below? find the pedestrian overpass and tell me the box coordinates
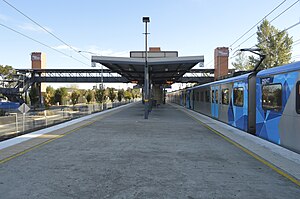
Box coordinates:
[0,50,213,104]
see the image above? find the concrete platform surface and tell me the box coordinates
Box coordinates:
[0,102,299,199]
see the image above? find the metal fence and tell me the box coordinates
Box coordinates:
[0,100,137,141]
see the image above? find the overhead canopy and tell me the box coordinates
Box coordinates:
[91,55,204,84]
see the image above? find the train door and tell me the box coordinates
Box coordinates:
[180,90,184,106]
[191,89,194,110]
[186,90,190,108]
[186,89,194,109]
[211,86,219,118]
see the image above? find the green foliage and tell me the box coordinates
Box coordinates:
[29,84,39,107]
[0,65,15,88]
[0,65,15,79]
[232,52,253,71]
[44,86,55,107]
[54,87,68,105]
[251,19,293,69]
[71,90,80,105]
[107,87,116,102]
[131,88,141,99]
[117,89,124,102]
[86,89,94,104]
[95,88,106,104]
[232,20,293,71]
[124,89,132,101]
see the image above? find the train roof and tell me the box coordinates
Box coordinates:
[257,61,300,77]
[191,72,253,90]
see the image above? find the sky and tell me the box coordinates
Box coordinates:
[0,0,299,89]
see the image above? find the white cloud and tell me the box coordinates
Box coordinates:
[0,14,9,22]
[53,45,79,51]
[18,23,53,33]
[86,46,129,57]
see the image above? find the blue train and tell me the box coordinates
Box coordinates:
[167,61,300,153]
[0,101,20,110]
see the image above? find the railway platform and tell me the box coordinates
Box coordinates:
[0,102,300,198]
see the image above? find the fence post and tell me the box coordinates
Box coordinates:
[22,113,25,132]
[44,110,47,126]
[16,113,18,132]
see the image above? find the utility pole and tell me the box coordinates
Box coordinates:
[143,16,150,119]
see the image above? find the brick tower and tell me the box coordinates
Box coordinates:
[31,52,46,105]
[214,47,229,80]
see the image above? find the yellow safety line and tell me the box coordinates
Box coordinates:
[183,109,300,187]
[0,120,96,165]
[0,106,126,165]
[0,106,127,165]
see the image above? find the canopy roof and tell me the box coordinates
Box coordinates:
[91,55,204,84]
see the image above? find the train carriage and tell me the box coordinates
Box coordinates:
[256,61,300,152]
[192,73,256,133]
[167,61,300,153]
[192,85,211,115]
[186,88,194,109]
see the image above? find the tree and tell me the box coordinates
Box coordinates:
[124,89,132,101]
[44,86,55,107]
[95,88,106,104]
[0,65,15,87]
[77,89,87,104]
[0,65,15,79]
[250,19,293,69]
[54,87,68,105]
[232,52,253,71]
[71,90,80,105]
[117,89,124,102]
[86,89,94,104]
[107,87,116,102]
[29,84,39,107]
[131,88,141,99]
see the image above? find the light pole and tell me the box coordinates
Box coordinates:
[143,16,150,119]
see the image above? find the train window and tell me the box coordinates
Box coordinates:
[262,84,282,111]
[205,90,210,102]
[200,91,204,102]
[297,82,300,114]
[211,90,214,103]
[194,92,196,101]
[195,92,199,101]
[222,89,229,105]
[215,90,218,104]
[233,87,244,107]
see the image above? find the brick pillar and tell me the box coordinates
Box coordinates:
[214,47,229,80]
[31,52,46,106]
[149,47,161,52]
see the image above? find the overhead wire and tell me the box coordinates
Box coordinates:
[231,0,300,52]
[291,37,300,49]
[1,0,90,61]
[211,20,300,73]
[204,59,214,68]
[293,38,300,44]
[2,0,299,71]
[206,0,289,68]
[248,20,300,50]
[196,1,300,79]
[229,0,287,49]
[0,23,90,67]
[204,50,241,68]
